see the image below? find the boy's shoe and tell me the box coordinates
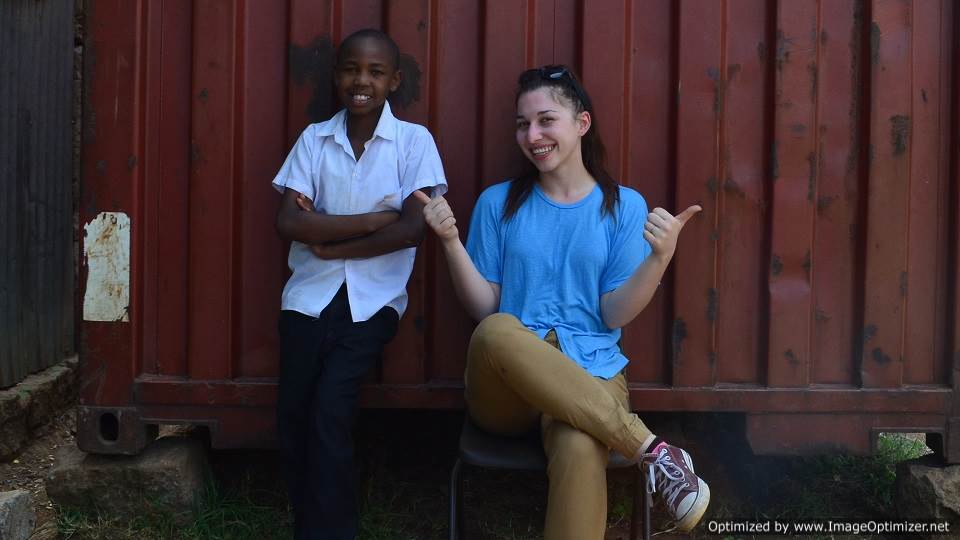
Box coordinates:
[641,443,710,532]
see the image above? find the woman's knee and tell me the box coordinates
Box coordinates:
[545,424,608,469]
[468,313,522,355]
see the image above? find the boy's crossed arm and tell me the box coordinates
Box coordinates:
[275,188,399,245]
[283,188,432,260]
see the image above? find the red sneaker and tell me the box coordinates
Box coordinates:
[641,443,710,532]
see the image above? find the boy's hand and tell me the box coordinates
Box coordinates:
[414,190,458,241]
[310,243,337,259]
[295,193,315,212]
[643,205,702,259]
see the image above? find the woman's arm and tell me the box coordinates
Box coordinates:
[275,188,399,244]
[600,205,701,328]
[414,191,500,320]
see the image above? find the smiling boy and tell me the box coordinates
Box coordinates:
[272,29,447,539]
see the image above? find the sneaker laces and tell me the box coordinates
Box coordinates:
[643,447,690,510]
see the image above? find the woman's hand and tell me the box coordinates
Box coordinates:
[643,205,702,259]
[413,190,459,242]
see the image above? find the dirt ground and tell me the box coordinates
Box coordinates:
[0,408,77,539]
[0,405,936,540]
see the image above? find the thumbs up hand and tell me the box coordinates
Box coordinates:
[643,205,702,259]
[413,190,459,242]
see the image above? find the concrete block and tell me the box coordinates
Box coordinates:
[0,490,36,540]
[46,436,206,521]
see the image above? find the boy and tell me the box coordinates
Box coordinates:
[272,29,446,539]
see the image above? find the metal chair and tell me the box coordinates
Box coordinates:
[449,415,652,540]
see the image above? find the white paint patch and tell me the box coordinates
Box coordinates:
[83,212,130,322]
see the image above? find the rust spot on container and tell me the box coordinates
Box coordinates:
[722,178,745,198]
[709,229,719,242]
[198,88,208,103]
[414,315,425,333]
[707,67,722,115]
[671,319,687,365]
[868,144,874,163]
[394,53,423,110]
[899,271,908,296]
[784,349,800,366]
[807,152,817,202]
[820,30,828,46]
[814,308,830,322]
[790,123,807,135]
[862,324,878,346]
[708,352,717,366]
[95,159,106,175]
[921,88,928,103]
[771,254,783,276]
[802,250,812,282]
[816,195,835,215]
[872,347,892,364]
[775,30,791,71]
[890,115,910,156]
[727,63,741,79]
[190,143,201,164]
[706,176,719,194]
[126,155,136,170]
[757,41,767,63]
[870,22,881,65]
[706,288,718,322]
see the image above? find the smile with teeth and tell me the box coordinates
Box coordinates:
[351,94,372,104]
[531,144,556,157]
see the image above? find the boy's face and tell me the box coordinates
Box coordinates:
[334,37,401,117]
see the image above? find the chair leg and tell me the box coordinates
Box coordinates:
[643,467,652,540]
[449,458,463,540]
[630,466,641,540]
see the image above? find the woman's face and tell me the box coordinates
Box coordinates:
[515,87,590,174]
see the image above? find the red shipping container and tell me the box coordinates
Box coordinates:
[78,0,960,461]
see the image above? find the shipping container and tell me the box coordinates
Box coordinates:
[78,0,960,462]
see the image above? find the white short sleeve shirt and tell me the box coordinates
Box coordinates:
[272,101,447,322]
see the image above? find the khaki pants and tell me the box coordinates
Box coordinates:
[465,313,654,540]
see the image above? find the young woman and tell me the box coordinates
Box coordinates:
[415,65,709,538]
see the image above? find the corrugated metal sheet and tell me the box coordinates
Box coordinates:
[78,0,960,459]
[0,0,76,388]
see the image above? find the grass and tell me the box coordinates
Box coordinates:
[705,431,931,526]
[53,413,934,539]
[57,475,294,539]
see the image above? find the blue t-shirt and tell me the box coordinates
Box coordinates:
[466,181,652,379]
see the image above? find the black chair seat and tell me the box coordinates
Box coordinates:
[459,416,636,470]
[450,415,650,540]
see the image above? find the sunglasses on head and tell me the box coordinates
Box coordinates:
[520,65,590,110]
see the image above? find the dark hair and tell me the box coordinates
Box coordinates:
[503,65,620,222]
[337,28,400,70]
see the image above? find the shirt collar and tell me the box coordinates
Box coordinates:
[315,100,399,143]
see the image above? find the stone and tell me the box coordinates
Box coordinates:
[0,357,79,462]
[895,456,960,529]
[45,436,206,521]
[0,490,36,540]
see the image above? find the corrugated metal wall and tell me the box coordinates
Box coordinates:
[79,0,960,457]
[0,1,76,388]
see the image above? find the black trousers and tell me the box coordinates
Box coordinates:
[277,286,399,540]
